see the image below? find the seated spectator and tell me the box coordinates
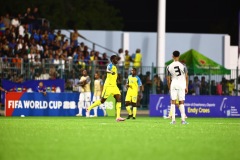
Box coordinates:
[37,81,47,96]
[39,68,50,80]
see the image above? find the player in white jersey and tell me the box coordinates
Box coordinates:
[92,72,107,117]
[166,51,188,124]
[76,69,91,117]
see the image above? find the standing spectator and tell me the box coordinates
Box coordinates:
[76,69,91,117]
[11,16,20,28]
[32,7,40,30]
[118,48,124,72]
[166,50,188,124]
[221,77,228,95]
[92,72,106,117]
[3,13,11,29]
[71,28,86,48]
[142,71,151,108]
[200,76,209,95]
[124,50,131,72]
[131,48,142,73]
[216,82,222,95]
[24,7,33,31]
[228,79,235,96]
[193,76,201,95]
[102,53,109,68]
[188,80,194,95]
[210,80,217,95]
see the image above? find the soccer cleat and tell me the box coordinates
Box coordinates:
[170,121,176,124]
[85,109,90,117]
[132,117,136,120]
[127,114,133,119]
[116,117,126,122]
[76,113,82,117]
[163,115,171,119]
[181,121,189,125]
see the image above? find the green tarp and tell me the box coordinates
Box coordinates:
[165,49,231,75]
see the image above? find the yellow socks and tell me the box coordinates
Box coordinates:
[133,107,137,118]
[126,106,132,115]
[116,102,121,118]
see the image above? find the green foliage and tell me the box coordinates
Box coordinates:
[0,0,123,30]
[0,117,239,160]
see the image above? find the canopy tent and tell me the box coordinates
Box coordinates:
[165,49,231,75]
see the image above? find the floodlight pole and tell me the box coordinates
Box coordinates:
[157,0,166,79]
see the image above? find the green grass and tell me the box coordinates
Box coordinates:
[0,117,239,160]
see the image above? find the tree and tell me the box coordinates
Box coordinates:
[0,0,123,30]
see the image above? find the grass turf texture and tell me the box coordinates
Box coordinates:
[0,117,239,160]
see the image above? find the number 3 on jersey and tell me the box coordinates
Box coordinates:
[174,66,181,76]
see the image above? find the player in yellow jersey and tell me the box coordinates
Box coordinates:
[86,55,125,122]
[76,69,91,117]
[125,68,143,119]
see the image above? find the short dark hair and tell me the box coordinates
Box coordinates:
[132,68,137,71]
[172,51,180,57]
[110,55,117,61]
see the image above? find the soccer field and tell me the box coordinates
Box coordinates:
[0,117,239,160]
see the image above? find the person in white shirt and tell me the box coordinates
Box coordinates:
[76,69,91,117]
[166,50,188,125]
[118,48,125,67]
[92,72,106,117]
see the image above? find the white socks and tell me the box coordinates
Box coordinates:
[170,104,176,121]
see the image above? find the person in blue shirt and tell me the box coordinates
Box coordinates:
[37,81,46,96]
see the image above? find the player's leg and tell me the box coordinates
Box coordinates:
[170,89,177,124]
[125,101,132,119]
[125,91,133,119]
[131,95,138,119]
[178,89,188,124]
[87,87,107,113]
[76,92,84,116]
[114,87,125,122]
[167,97,179,118]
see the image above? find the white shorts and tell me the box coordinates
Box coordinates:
[170,89,185,101]
[79,92,91,102]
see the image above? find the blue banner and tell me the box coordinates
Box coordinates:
[6,92,110,117]
[150,94,240,117]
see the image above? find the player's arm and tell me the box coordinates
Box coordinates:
[166,66,172,90]
[106,64,115,75]
[78,80,86,86]
[184,66,189,94]
[0,87,7,93]
[126,76,130,88]
[185,73,189,94]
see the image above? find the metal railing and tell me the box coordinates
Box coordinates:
[1,58,240,109]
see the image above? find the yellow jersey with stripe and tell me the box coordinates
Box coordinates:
[104,63,118,86]
[127,75,142,95]
[80,76,91,92]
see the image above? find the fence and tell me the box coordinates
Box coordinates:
[0,57,240,109]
